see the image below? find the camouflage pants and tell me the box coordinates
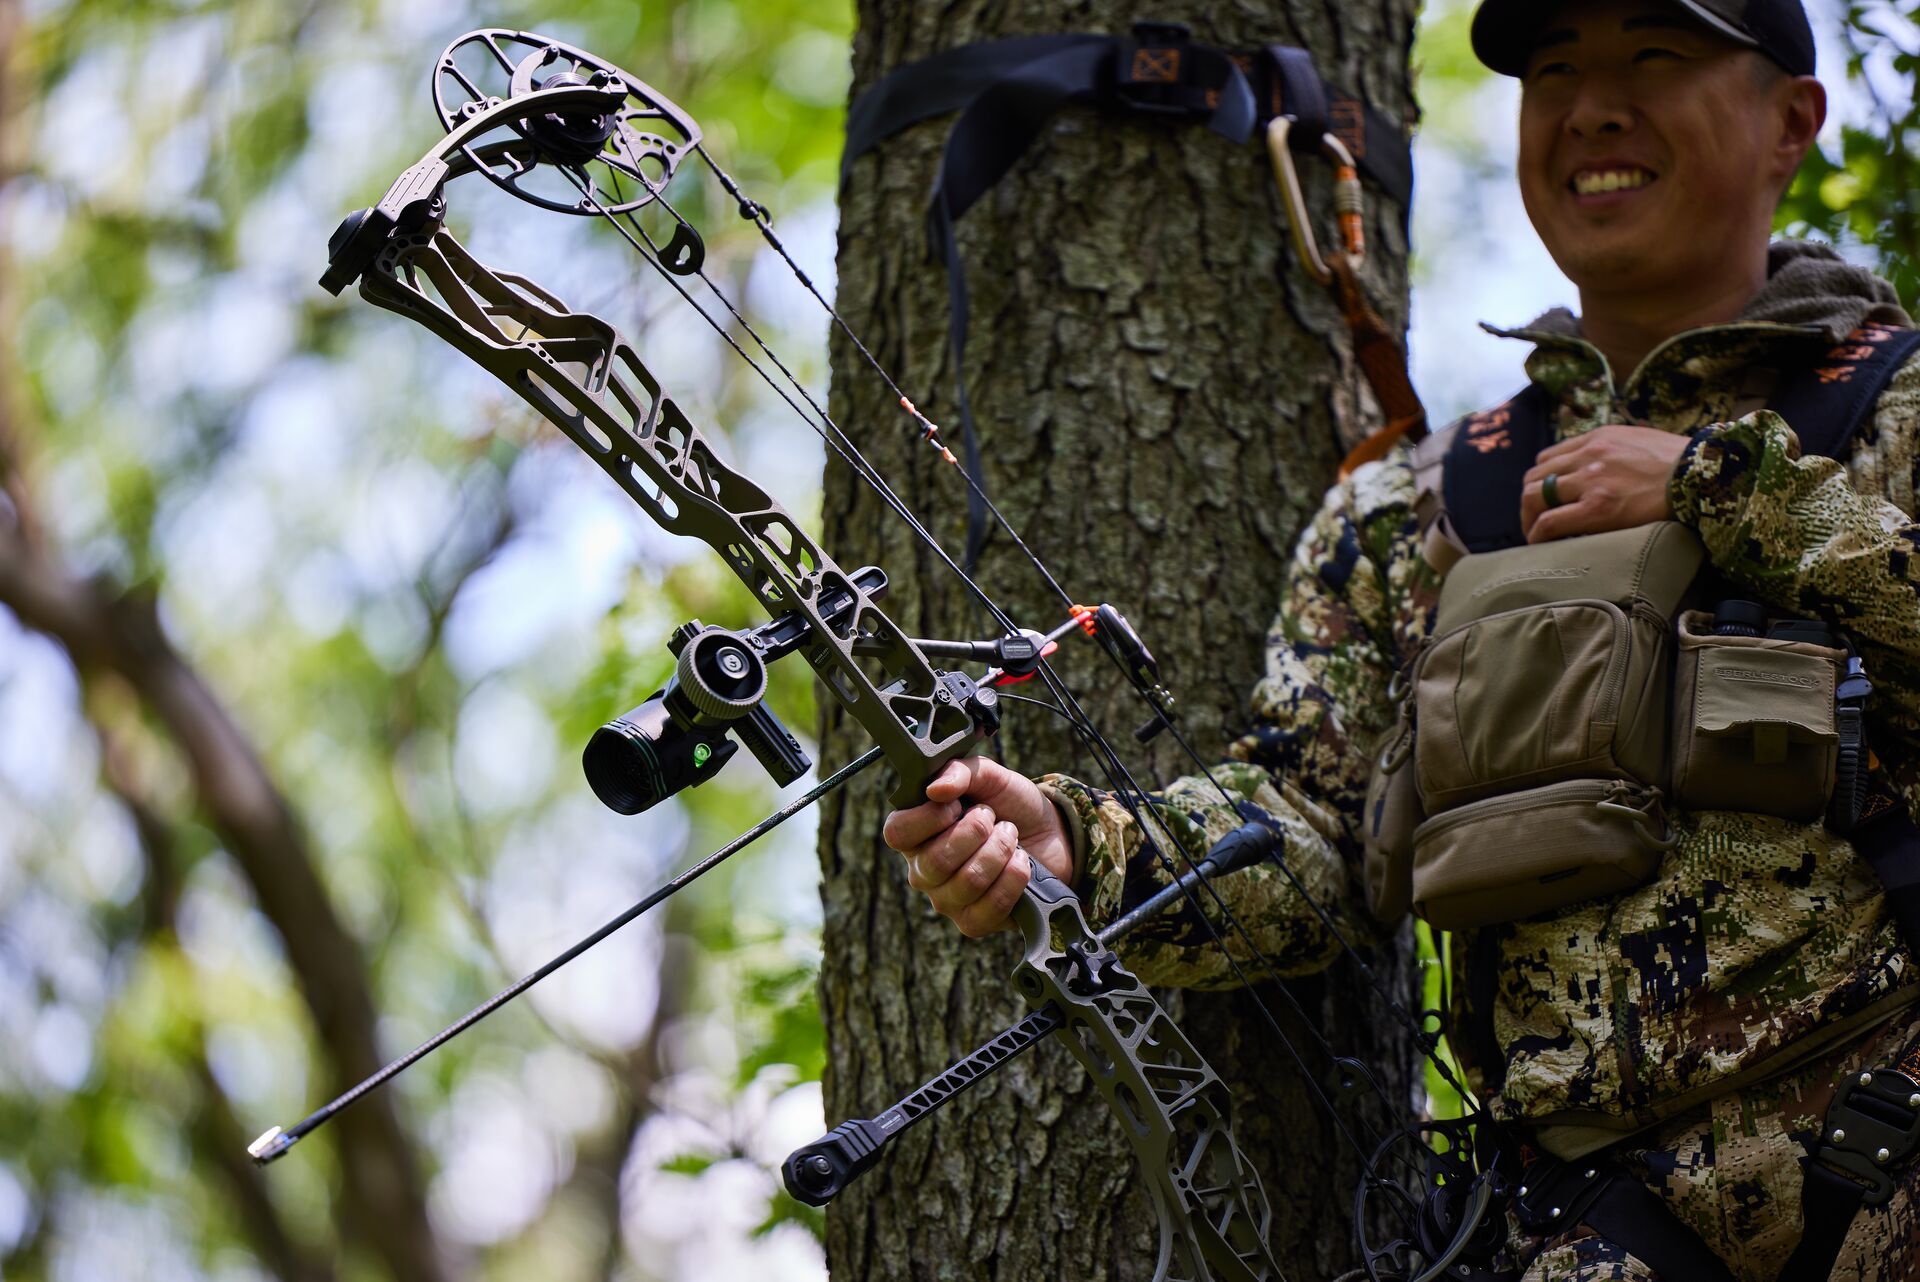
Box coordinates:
[1520,1003,1920,1281]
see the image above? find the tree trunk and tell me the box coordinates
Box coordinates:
[819,2,1420,1278]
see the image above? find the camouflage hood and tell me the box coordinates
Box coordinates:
[1509,239,1912,348]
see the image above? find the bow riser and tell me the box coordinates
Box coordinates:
[360,227,986,806]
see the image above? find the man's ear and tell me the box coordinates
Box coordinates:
[1774,74,1828,181]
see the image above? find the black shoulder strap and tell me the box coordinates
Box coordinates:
[1437,384,1556,555]
[1764,323,1920,462]
[842,35,1111,178]
[842,28,1413,200]
[1436,324,1920,557]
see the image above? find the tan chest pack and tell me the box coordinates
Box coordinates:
[1361,517,1862,928]
[1367,328,1920,932]
[1354,338,1920,929]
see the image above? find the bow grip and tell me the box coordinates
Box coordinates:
[1025,850,1077,903]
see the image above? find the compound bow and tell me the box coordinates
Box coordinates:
[252,28,1514,1282]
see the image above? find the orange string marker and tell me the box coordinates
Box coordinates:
[900,396,957,464]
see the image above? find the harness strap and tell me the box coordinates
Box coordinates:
[1465,928,1506,1095]
[1781,1164,1881,1282]
[843,24,1416,569]
[1767,323,1920,462]
[842,28,1414,198]
[1426,324,1920,560]
[1779,1010,1920,1281]
[1514,1157,1738,1282]
[919,37,1130,569]
[1330,252,1427,477]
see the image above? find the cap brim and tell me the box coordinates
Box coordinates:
[1471,0,1759,78]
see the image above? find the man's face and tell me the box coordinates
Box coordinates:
[1516,0,1798,297]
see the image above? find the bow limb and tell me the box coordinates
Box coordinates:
[1013,860,1284,1282]
[341,223,990,806]
[319,83,628,294]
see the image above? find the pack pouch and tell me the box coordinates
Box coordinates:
[1411,778,1675,929]
[1388,522,1704,925]
[1671,610,1842,820]
[1362,719,1418,922]
[1412,522,1706,813]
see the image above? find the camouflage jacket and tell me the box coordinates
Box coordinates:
[1039,241,1920,1146]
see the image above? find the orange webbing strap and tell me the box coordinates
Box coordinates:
[1328,250,1426,479]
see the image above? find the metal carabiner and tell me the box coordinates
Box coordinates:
[1265,115,1366,286]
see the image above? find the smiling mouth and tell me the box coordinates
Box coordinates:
[1569,167,1658,196]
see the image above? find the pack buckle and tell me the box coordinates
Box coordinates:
[1811,1066,1920,1206]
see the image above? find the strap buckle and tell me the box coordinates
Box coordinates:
[1512,1157,1607,1236]
[1114,23,1214,119]
[1116,22,1194,114]
[1810,1066,1920,1207]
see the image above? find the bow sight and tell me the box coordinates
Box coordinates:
[581,570,1119,816]
[581,568,893,817]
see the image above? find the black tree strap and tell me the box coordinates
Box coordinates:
[842,23,1417,571]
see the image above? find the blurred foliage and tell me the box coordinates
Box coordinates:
[1777,1,1920,311]
[0,0,1911,1279]
[3,0,854,1277]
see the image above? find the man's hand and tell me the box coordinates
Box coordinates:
[1519,425,1691,543]
[883,757,1074,938]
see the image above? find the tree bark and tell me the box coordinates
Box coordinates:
[818,2,1420,1278]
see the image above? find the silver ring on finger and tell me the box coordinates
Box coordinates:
[1542,471,1563,509]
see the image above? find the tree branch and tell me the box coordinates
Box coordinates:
[0,436,449,1281]
[98,728,335,1282]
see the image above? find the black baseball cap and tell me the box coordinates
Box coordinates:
[1471,0,1817,78]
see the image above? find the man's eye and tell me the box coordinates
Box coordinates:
[1529,60,1576,79]
[1634,46,1682,62]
